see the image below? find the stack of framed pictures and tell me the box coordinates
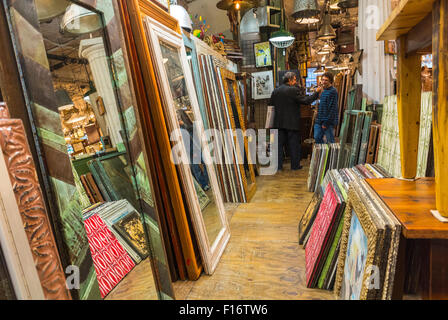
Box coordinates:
[305,183,345,289]
[334,179,401,300]
[197,54,256,203]
[300,164,392,291]
[307,143,340,193]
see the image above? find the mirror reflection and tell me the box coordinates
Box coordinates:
[159,41,224,246]
[37,1,162,300]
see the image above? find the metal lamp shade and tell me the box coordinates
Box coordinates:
[61,4,102,35]
[35,0,70,22]
[269,30,295,49]
[338,0,359,8]
[170,5,193,32]
[318,14,336,40]
[292,0,320,21]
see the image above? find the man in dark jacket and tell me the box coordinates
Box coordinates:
[269,72,321,171]
[314,72,339,144]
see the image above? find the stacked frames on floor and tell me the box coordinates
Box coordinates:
[300,163,393,293]
[307,143,340,193]
[198,54,256,203]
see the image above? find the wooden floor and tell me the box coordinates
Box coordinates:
[173,162,336,300]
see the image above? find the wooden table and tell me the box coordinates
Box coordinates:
[366,178,448,300]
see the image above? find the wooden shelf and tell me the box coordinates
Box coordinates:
[365,178,448,239]
[376,0,436,40]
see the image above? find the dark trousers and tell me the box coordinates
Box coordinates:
[278,129,302,170]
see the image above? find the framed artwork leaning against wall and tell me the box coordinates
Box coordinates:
[142,15,230,275]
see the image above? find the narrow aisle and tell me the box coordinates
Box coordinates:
[173,162,335,300]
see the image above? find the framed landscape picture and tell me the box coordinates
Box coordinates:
[254,41,272,68]
[252,70,274,100]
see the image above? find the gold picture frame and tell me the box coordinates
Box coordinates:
[150,0,170,11]
[96,96,106,116]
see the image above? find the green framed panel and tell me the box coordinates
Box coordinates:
[182,33,210,130]
[348,112,366,168]
[338,110,366,169]
[357,111,373,165]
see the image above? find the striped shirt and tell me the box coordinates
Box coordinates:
[316,86,339,127]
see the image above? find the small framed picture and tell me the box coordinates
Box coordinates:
[151,0,170,11]
[96,96,106,116]
[384,40,397,55]
[252,70,274,100]
[254,41,273,68]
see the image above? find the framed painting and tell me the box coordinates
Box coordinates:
[252,70,274,100]
[254,41,272,68]
[142,14,230,275]
[219,68,257,202]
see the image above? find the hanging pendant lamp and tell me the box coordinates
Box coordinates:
[292,0,320,24]
[318,13,336,40]
[269,29,295,49]
[35,0,70,22]
[61,4,102,35]
[338,0,359,8]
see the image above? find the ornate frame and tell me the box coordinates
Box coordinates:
[220,68,257,202]
[334,181,386,300]
[142,15,230,275]
[0,118,70,300]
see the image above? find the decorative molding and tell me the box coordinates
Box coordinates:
[0,119,71,300]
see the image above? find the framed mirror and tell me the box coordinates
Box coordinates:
[142,16,230,274]
[219,69,257,202]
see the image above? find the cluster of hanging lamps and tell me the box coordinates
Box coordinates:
[291,0,320,25]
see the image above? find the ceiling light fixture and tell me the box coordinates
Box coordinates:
[292,0,320,25]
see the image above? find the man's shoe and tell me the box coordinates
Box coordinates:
[291,165,303,171]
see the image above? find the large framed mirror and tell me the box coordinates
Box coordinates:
[1,0,176,299]
[142,16,230,275]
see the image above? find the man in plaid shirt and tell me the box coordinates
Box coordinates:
[314,72,339,144]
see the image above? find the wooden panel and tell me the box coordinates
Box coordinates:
[397,37,421,179]
[377,0,437,40]
[433,0,448,217]
[365,178,448,239]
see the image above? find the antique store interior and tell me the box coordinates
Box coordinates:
[0,0,447,300]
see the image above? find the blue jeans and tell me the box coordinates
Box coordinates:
[314,124,335,144]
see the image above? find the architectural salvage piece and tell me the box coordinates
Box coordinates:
[0,119,70,300]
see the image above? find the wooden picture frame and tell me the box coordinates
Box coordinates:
[253,41,272,68]
[119,0,201,281]
[219,68,257,202]
[150,0,169,11]
[96,96,106,116]
[142,14,230,275]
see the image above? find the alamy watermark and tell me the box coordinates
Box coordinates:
[170,124,279,175]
